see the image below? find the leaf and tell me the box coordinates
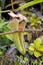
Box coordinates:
[28,50,33,55]
[34,51,41,58]
[5,35,13,41]
[29,14,41,27]
[0,22,8,29]
[34,38,42,49]
[37,45,43,52]
[17,0,43,11]
[0,51,3,55]
[29,43,34,51]
[24,57,28,62]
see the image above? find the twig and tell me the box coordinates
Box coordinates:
[0,29,42,36]
[0,45,8,49]
[0,10,10,13]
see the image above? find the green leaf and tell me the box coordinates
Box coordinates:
[5,35,13,41]
[28,50,33,55]
[29,45,34,51]
[37,45,43,52]
[0,51,3,55]
[0,22,8,29]
[17,0,43,11]
[34,51,41,58]
[34,38,42,49]
[24,57,28,62]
